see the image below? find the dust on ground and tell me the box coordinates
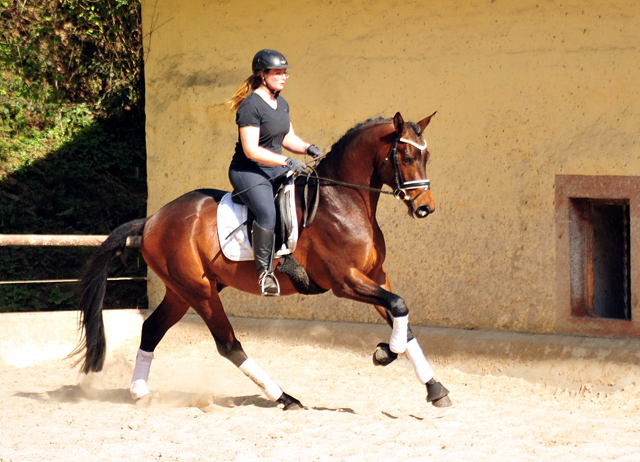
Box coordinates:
[1,320,640,462]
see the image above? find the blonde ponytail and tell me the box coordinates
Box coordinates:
[227,74,262,110]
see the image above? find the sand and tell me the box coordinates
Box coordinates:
[2,317,640,462]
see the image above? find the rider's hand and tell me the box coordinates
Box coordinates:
[306,144,322,159]
[285,157,307,174]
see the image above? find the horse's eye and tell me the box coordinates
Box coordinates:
[403,156,414,165]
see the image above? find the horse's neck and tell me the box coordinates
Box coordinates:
[321,128,386,189]
[316,128,386,218]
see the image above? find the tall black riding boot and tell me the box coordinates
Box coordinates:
[251,222,280,296]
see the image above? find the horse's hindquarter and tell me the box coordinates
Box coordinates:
[141,189,300,297]
[141,190,226,287]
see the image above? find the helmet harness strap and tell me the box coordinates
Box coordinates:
[261,72,280,97]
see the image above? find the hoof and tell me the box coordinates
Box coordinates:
[431,395,453,408]
[373,343,398,366]
[277,392,303,411]
[426,380,450,406]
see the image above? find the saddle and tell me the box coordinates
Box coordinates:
[217,177,298,262]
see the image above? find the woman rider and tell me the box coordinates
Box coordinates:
[227,49,321,296]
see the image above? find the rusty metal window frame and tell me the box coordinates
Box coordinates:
[555,175,640,338]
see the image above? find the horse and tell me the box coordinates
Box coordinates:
[71,111,452,410]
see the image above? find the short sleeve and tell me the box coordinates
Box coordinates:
[236,96,261,128]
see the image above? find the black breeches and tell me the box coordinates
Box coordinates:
[228,162,288,231]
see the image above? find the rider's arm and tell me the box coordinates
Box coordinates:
[282,124,311,154]
[239,126,288,167]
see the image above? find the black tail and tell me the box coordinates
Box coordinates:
[69,218,147,373]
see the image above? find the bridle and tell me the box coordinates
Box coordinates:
[297,130,432,226]
[381,133,431,205]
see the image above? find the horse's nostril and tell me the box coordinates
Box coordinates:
[416,206,430,218]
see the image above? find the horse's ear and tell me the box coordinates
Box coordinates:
[393,112,405,133]
[416,111,437,133]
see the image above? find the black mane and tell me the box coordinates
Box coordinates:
[330,117,389,154]
[329,116,422,156]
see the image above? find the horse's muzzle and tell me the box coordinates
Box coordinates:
[413,204,433,219]
[404,187,435,219]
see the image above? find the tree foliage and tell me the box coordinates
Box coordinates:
[0,0,143,114]
[0,0,147,311]
[0,0,145,177]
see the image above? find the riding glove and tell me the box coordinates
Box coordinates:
[306,144,322,159]
[285,157,307,174]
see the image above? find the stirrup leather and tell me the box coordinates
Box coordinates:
[259,270,280,296]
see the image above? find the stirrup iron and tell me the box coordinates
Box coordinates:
[259,270,280,296]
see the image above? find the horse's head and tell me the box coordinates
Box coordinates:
[385,111,436,218]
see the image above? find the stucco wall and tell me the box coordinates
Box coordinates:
[141,0,640,335]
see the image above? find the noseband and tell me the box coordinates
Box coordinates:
[382,135,431,205]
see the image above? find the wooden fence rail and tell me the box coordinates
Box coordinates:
[0,234,145,285]
[0,234,140,247]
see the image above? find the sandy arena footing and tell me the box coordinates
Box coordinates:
[1,312,640,461]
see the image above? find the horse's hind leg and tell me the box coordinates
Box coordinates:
[130,287,190,399]
[191,287,303,410]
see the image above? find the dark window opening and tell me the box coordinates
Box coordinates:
[569,198,631,320]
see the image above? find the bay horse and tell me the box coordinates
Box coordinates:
[71,111,452,409]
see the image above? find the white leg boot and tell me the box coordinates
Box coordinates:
[389,315,409,354]
[130,349,154,399]
[239,357,283,401]
[405,338,435,384]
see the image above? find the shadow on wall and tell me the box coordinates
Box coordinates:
[0,113,148,312]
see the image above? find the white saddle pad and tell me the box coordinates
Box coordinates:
[217,184,298,262]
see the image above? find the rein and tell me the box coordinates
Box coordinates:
[299,167,393,229]
[306,170,395,195]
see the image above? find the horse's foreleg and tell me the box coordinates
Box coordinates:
[198,288,303,410]
[131,287,190,399]
[335,269,411,349]
[342,269,452,407]
[371,288,403,366]
[369,270,412,359]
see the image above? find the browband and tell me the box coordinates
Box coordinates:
[398,137,427,150]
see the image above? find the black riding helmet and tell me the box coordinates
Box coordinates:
[252,49,290,75]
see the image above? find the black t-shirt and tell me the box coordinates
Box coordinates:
[233,92,291,167]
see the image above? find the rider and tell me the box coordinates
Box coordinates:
[227,49,321,296]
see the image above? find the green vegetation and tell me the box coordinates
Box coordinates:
[0,0,147,311]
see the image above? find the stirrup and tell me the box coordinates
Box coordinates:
[259,270,280,296]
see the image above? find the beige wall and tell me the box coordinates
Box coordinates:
[141,0,640,335]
